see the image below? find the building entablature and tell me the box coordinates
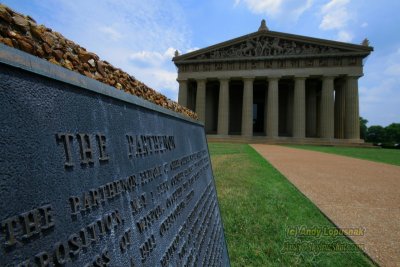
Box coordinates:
[173,24,373,75]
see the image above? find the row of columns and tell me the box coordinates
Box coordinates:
[178,75,360,140]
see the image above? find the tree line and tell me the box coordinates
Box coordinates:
[360,117,400,145]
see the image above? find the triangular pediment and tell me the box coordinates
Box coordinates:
[173,30,373,63]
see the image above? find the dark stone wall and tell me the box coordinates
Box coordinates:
[0,55,229,266]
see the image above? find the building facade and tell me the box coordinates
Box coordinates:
[173,21,373,143]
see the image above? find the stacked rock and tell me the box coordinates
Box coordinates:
[0,4,197,120]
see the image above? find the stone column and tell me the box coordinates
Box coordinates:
[241,77,254,137]
[267,77,279,137]
[306,85,317,137]
[293,77,306,138]
[345,76,360,139]
[177,79,188,107]
[320,76,335,139]
[334,80,346,139]
[217,78,230,135]
[264,83,268,134]
[195,79,206,123]
[286,87,294,136]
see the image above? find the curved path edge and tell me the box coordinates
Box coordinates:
[251,144,400,267]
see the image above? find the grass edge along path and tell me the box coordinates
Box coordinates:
[286,144,400,166]
[209,143,375,267]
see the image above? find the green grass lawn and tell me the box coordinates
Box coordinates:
[286,145,400,166]
[209,143,375,267]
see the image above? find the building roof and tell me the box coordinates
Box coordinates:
[173,20,373,65]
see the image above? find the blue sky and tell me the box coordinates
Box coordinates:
[3,0,399,126]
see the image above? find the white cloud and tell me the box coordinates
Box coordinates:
[337,30,353,42]
[130,47,177,67]
[234,0,282,16]
[98,26,123,41]
[186,47,201,53]
[124,47,181,99]
[320,0,349,14]
[318,0,356,43]
[234,0,312,19]
[319,0,350,30]
[164,47,177,58]
[361,22,368,28]
[292,0,313,20]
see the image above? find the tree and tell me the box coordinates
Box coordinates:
[385,123,400,143]
[366,125,385,143]
[359,117,368,140]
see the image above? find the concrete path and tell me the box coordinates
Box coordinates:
[251,145,400,267]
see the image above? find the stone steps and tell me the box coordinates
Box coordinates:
[207,135,377,147]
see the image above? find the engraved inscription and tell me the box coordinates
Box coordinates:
[56,133,74,167]
[83,248,111,267]
[136,205,164,233]
[96,133,110,162]
[1,204,55,247]
[77,133,94,165]
[5,132,227,266]
[13,210,122,266]
[130,193,147,215]
[69,175,137,216]
[56,132,111,168]
[126,135,176,158]
[119,229,132,253]
[139,234,156,262]
[6,147,227,267]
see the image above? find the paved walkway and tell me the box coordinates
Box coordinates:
[251,145,400,267]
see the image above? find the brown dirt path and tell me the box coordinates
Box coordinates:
[251,144,400,267]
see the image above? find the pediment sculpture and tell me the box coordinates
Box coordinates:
[191,36,345,60]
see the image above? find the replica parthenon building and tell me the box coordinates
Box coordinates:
[173,21,373,143]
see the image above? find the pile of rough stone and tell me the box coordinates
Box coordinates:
[0,4,197,120]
